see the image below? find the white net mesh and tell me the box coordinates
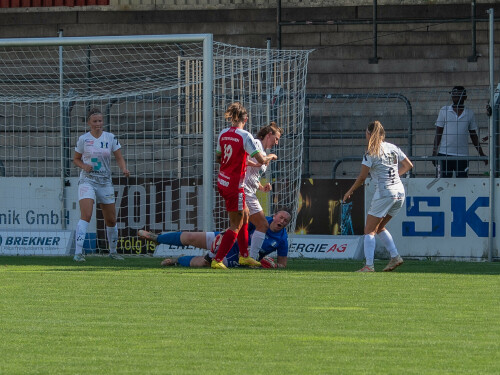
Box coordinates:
[0,37,311,255]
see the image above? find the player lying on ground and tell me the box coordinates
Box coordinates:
[138,209,291,268]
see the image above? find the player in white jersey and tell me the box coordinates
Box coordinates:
[343,121,413,272]
[244,122,281,259]
[72,108,130,262]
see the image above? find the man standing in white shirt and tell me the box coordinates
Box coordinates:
[432,86,487,178]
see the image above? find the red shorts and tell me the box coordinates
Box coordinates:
[218,187,246,212]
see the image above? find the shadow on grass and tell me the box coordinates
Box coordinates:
[1,256,499,275]
[0,255,160,271]
[286,258,500,275]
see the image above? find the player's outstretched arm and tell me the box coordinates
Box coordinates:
[398,158,414,176]
[161,256,210,267]
[277,256,287,268]
[254,152,277,166]
[247,158,261,168]
[258,183,272,192]
[343,165,370,202]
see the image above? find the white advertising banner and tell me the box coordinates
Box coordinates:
[153,236,364,260]
[365,177,496,260]
[0,177,94,232]
[1,177,497,260]
[0,177,96,255]
[153,244,205,258]
[0,230,73,255]
[288,234,364,259]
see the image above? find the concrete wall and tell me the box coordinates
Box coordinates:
[0,0,496,11]
[0,2,498,93]
[0,2,498,178]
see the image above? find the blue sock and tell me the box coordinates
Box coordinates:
[157,232,183,246]
[177,256,194,267]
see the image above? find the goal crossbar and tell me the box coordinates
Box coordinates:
[0,34,213,47]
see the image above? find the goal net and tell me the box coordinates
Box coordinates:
[0,34,311,256]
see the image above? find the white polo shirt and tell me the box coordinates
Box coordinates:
[436,105,477,156]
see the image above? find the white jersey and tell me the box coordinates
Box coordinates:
[244,139,266,195]
[75,131,121,184]
[362,142,407,199]
[436,105,477,156]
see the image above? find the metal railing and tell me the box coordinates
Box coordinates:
[302,88,494,179]
[331,155,489,179]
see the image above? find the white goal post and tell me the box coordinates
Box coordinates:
[0,33,311,256]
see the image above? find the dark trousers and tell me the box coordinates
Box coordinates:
[437,153,468,178]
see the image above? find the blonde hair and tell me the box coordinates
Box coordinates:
[224,102,248,125]
[366,120,385,157]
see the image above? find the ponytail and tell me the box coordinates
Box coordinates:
[366,120,385,157]
[224,102,248,125]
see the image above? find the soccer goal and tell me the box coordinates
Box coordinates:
[0,34,311,255]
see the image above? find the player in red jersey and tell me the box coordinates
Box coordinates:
[212,102,277,269]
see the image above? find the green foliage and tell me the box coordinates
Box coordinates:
[0,256,499,374]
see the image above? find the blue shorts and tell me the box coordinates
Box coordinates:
[225,248,240,268]
[177,256,195,267]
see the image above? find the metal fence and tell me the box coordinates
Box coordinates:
[303,88,496,179]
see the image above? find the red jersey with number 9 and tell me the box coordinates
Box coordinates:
[216,127,260,191]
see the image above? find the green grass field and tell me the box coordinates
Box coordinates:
[1,256,499,374]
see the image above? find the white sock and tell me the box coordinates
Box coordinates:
[364,234,376,266]
[75,219,89,255]
[377,230,399,258]
[249,230,266,259]
[106,225,118,253]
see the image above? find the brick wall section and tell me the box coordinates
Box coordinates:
[108,0,500,9]
[0,2,498,93]
[0,0,108,6]
[0,0,497,178]
[0,0,485,10]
